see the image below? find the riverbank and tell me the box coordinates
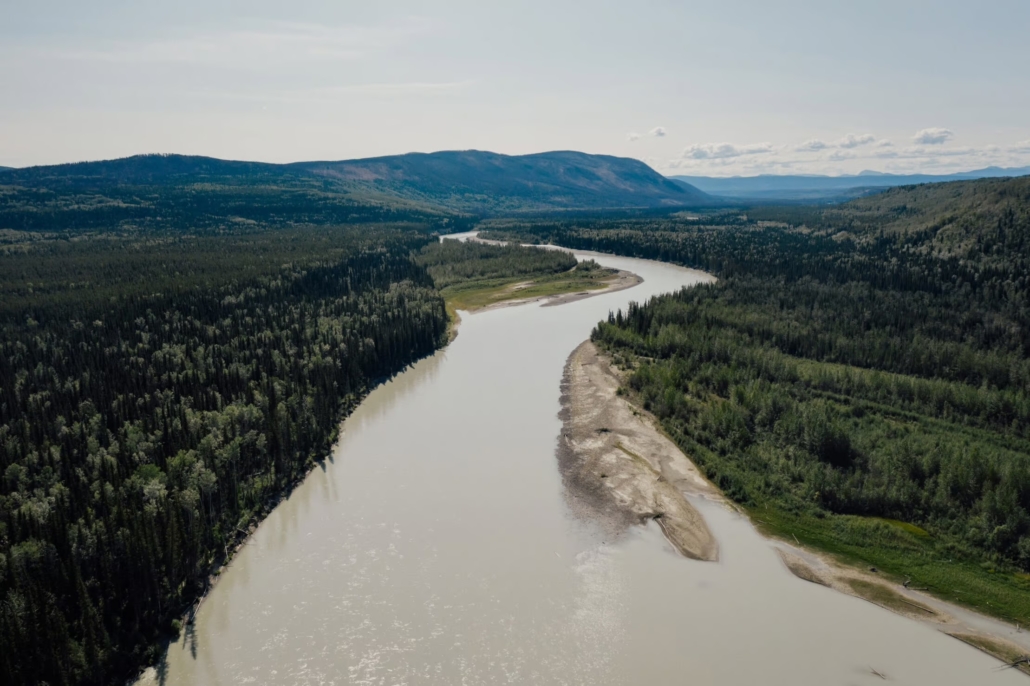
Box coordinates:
[558,340,718,561]
[446,268,641,338]
[567,341,1030,674]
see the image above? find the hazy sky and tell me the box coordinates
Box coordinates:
[2,1,1029,175]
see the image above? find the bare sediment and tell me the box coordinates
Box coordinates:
[557,340,719,561]
[772,544,1030,674]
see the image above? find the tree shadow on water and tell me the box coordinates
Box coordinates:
[184,619,198,661]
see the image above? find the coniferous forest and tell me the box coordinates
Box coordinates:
[0,225,453,685]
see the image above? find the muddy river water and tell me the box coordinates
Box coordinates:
[150,244,1026,685]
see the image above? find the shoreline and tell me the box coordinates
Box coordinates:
[557,340,718,561]
[565,339,1030,674]
[475,269,642,313]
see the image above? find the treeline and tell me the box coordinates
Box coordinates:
[0,155,474,236]
[0,227,448,685]
[484,176,1030,606]
[414,239,577,289]
[595,286,1030,571]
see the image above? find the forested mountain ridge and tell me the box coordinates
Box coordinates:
[297,150,714,211]
[0,155,467,236]
[0,151,714,222]
[479,174,1030,624]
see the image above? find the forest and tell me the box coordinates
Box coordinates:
[482,176,1030,622]
[0,176,612,686]
[0,225,453,685]
[0,156,472,686]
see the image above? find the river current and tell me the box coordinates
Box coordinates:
[150,244,1025,685]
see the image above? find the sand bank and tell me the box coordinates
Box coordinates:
[557,340,718,561]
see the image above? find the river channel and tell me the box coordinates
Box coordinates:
[149,244,1026,685]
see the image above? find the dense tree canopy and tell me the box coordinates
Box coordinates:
[0,226,448,685]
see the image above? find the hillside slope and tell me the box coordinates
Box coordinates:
[298,150,713,211]
[0,152,713,230]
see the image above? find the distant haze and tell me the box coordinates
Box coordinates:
[1,1,1028,175]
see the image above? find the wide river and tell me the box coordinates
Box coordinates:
[151,242,1026,685]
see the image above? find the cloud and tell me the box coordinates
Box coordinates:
[836,133,876,149]
[795,139,828,151]
[660,132,1030,177]
[913,127,953,145]
[683,142,774,159]
[648,126,667,138]
[828,150,858,161]
[794,134,878,152]
[627,132,641,142]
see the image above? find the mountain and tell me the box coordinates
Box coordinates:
[671,166,1030,202]
[2,151,713,216]
[293,150,713,211]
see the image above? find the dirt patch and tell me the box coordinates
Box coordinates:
[557,340,718,561]
[775,549,828,586]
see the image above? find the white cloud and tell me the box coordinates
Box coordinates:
[913,127,953,145]
[660,132,1030,177]
[648,126,667,138]
[627,132,641,142]
[836,133,876,149]
[795,139,828,151]
[683,142,773,159]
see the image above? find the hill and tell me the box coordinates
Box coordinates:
[672,166,1030,202]
[295,150,713,211]
[0,152,713,233]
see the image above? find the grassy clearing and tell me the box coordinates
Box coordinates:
[440,261,618,312]
[416,238,620,324]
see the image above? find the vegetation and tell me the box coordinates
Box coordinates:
[0,150,712,220]
[0,157,469,237]
[0,166,618,684]
[415,239,618,314]
[483,176,1030,623]
[0,223,454,685]
[2,151,1028,683]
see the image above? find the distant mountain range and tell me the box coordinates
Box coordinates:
[670,166,1030,202]
[2,151,713,213]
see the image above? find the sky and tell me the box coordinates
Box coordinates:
[2,0,1029,176]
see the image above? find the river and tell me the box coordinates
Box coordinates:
[148,244,1026,685]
